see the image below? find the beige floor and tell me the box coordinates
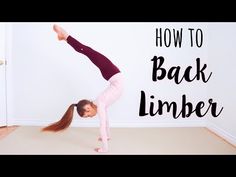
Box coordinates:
[0,126,235,154]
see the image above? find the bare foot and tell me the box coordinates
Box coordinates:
[53,24,69,41]
[94,147,108,153]
[98,137,110,141]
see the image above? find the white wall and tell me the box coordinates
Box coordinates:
[0,23,7,126]
[206,23,236,145]
[6,23,210,127]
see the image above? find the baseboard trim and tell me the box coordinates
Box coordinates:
[7,118,206,127]
[206,121,236,146]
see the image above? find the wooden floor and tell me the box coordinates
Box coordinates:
[0,126,235,154]
[0,126,18,139]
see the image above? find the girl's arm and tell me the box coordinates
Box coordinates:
[95,104,108,153]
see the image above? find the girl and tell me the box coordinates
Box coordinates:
[42,25,124,153]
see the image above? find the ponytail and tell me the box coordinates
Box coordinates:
[42,104,77,132]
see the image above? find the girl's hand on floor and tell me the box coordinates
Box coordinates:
[94,147,108,153]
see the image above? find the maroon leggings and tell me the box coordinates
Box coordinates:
[67,35,120,80]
